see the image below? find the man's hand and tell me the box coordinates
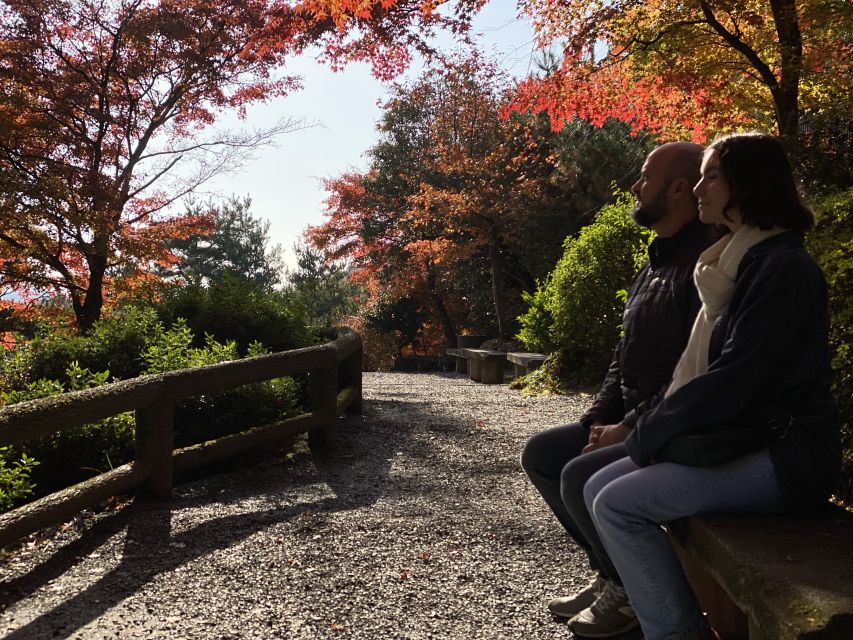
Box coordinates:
[583,422,631,453]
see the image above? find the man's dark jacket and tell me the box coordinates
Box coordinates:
[581,217,716,429]
[625,232,841,511]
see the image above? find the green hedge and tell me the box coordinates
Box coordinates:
[807,188,853,506]
[0,300,314,511]
[517,191,651,380]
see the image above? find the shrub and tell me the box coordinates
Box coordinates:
[806,187,853,506]
[0,306,163,388]
[0,448,39,511]
[338,315,399,372]
[155,273,315,355]
[4,361,136,499]
[517,191,651,381]
[0,297,311,510]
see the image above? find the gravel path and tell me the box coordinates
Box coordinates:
[0,372,641,640]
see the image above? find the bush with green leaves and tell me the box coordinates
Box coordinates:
[0,448,39,511]
[806,187,853,506]
[155,273,315,355]
[0,306,164,389]
[1,361,136,499]
[517,191,651,381]
[0,299,311,511]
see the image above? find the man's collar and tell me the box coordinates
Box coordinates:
[648,216,704,266]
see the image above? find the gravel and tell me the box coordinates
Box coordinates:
[0,371,641,640]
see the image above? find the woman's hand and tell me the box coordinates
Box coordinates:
[583,422,631,453]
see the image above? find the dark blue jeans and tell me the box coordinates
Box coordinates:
[520,422,627,582]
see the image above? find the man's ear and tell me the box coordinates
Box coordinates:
[668,177,690,199]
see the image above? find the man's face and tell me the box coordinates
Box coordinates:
[630,151,670,229]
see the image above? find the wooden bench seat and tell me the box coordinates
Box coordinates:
[506,352,548,377]
[669,507,853,639]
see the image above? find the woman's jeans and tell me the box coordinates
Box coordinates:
[520,422,627,582]
[584,449,784,640]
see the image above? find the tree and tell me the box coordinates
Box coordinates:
[284,242,360,328]
[308,55,618,341]
[0,0,305,330]
[512,0,852,143]
[166,196,284,289]
[0,0,479,332]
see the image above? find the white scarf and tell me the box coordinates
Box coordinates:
[666,224,785,396]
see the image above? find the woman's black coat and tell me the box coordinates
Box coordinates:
[624,231,841,511]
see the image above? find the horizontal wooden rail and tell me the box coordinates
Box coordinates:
[0,462,148,548]
[0,328,362,548]
[172,412,322,474]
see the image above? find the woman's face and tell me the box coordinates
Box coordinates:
[693,150,740,231]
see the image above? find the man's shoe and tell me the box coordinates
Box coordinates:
[547,575,606,619]
[567,581,640,638]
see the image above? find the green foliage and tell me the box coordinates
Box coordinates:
[0,448,39,511]
[0,288,313,511]
[806,187,853,504]
[517,191,652,380]
[7,361,136,499]
[142,320,238,374]
[166,195,285,290]
[0,306,163,388]
[155,273,315,355]
[285,242,360,329]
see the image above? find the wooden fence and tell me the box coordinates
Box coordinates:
[0,327,362,548]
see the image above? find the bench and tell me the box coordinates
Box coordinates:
[506,352,548,377]
[446,347,469,374]
[668,506,853,639]
[446,348,507,383]
[463,349,507,384]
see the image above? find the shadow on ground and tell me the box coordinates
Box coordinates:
[0,376,508,639]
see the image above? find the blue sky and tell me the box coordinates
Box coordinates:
[179,3,537,270]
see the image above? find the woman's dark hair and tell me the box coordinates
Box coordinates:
[708,132,813,232]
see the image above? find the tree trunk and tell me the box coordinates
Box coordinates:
[769,0,803,142]
[489,237,508,338]
[427,265,457,346]
[75,255,107,333]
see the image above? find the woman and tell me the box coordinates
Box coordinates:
[581,132,841,640]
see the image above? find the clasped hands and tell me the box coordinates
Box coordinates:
[583,421,631,453]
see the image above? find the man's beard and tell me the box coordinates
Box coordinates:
[631,188,669,228]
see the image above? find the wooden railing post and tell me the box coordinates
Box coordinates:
[307,366,338,448]
[135,396,174,500]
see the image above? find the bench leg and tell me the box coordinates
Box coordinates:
[455,357,468,374]
[481,361,503,384]
[513,363,525,378]
[468,358,482,382]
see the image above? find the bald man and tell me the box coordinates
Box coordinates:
[521,143,715,638]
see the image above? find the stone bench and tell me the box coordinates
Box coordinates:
[446,347,469,374]
[506,352,548,377]
[668,506,853,639]
[446,348,507,384]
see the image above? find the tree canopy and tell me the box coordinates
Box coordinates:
[0,0,476,331]
[512,0,852,142]
[166,196,284,289]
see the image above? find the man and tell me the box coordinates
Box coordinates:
[521,142,714,638]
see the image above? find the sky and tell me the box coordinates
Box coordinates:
[178,3,538,270]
